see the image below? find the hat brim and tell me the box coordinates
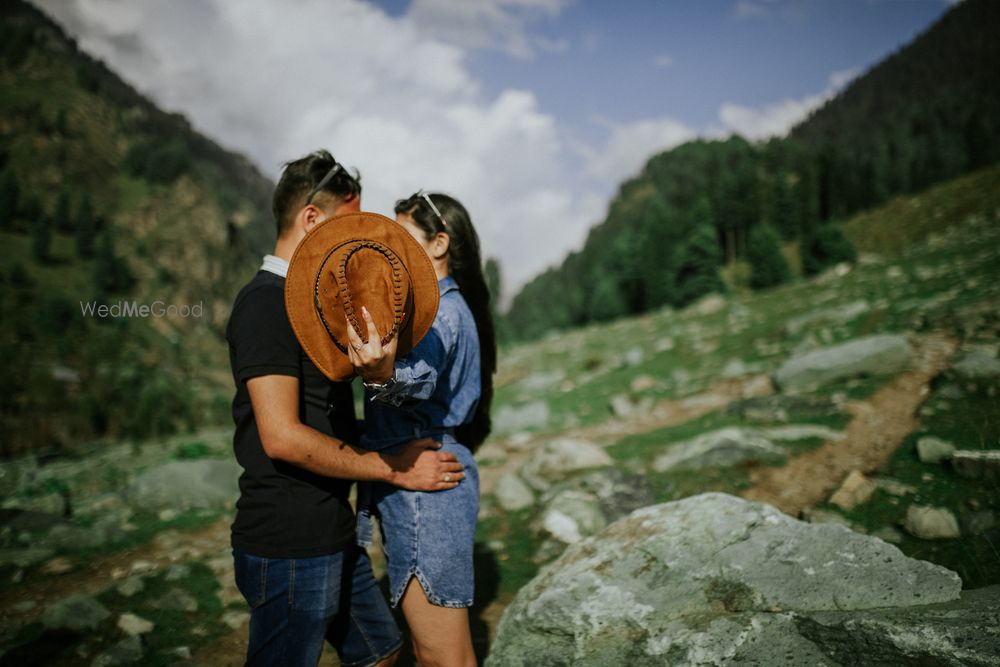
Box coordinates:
[285,211,440,381]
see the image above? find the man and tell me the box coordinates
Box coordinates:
[226,150,465,666]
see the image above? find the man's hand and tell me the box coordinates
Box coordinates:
[384,438,465,491]
[347,305,399,383]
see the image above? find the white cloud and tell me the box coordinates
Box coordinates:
[717,67,858,140]
[652,53,674,69]
[406,0,570,59]
[34,0,590,296]
[582,117,696,183]
[734,1,770,19]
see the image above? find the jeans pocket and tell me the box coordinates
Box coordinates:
[233,550,268,610]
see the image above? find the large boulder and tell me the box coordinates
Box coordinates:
[652,428,786,473]
[485,493,997,666]
[773,334,912,392]
[127,459,240,510]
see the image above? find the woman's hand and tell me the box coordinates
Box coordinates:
[346,305,399,383]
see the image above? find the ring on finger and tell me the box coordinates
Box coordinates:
[444,473,451,483]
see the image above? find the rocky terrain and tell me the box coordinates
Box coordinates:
[1,197,999,664]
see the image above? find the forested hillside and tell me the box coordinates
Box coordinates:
[0,1,274,456]
[505,0,1000,341]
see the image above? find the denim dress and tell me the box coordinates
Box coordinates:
[356,276,481,609]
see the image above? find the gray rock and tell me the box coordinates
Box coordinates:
[117,613,154,636]
[828,470,877,511]
[962,511,996,535]
[917,436,957,464]
[493,401,550,434]
[42,595,111,632]
[533,490,606,545]
[623,347,644,366]
[725,394,842,423]
[38,515,127,550]
[91,636,144,667]
[546,468,656,522]
[951,450,1000,480]
[608,394,654,419]
[487,493,971,667]
[902,505,961,539]
[652,427,786,473]
[116,576,146,597]
[222,610,250,629]
[720,358,750,378]
[0,547,55,568]
[760,424,844,442]
[519,439,612,491]
[494,473,535,512]
[518,370,565,393]
[128,459,240,510]
[871,526,904,544]
[151,587,199,612]
[164,564,191,581]
[774,334,912,392]
[784,299,871,336]
[949,351,1000,385]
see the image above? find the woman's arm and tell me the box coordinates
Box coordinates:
[371,327,450,406]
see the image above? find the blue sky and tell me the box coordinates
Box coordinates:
[37,0,953,298]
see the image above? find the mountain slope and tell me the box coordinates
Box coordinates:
[0,1,275,456]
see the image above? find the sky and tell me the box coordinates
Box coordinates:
[34,0,954,302]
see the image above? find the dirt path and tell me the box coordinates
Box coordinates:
[740,332,958,516]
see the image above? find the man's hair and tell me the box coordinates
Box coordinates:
[272,150,361,237]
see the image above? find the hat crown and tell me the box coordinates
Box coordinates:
[314,240,413,352]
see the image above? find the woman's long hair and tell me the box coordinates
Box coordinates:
[395,192,496,450]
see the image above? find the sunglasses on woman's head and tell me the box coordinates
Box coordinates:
[414,190,447,228]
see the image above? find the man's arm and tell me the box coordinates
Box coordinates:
[247,374,464,491]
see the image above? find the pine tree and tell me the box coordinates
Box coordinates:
[54,191,73,232]
[0,171,19,230]
[801,223,857,276]
[672,223,725,307]
[75,193,96,258]
[747,224,791,289]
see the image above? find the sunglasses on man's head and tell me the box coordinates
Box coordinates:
[304,161,344,205]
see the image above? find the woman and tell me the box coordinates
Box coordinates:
[349,191,496,667]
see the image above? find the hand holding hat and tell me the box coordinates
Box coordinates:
[345,305,398,383]
[285,211,439,382]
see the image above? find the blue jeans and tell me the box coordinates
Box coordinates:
[233,544,402,667]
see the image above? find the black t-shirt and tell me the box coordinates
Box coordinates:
[227,270,359,558]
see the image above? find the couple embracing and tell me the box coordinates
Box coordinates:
[226,149,495,666]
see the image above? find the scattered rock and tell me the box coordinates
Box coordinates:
[128,459,241,510]
[871,526,904,544]
[475,442,508,464]
[608,394,654,419]
[916,436,957,464]
[164,564,191,581]
[494,473,535,512]
[725,394,842,423]
[773,334,912,392]
[91,636,144,667]
[720,358,750,378]
[873,477,917,497]
[949,350,1000,387]
[829,470,877,511]
[689,293,726,316]
[493,401,550,434]
[623,347,644,366]
[652,428,786,473]
[116,576,146,597]
[783,300,871,337]
[629,375,656,393]
[902,505,961,540]
[41,556,75,575]
[518,370,565,393]
[222,611,250,629]
[549,469,656,522]
[519,439,612,491]
[117,613,154,636]
[951,450,1000,480]
[800,507,854,529]
[151,588,198,612]
[654,337,675,352]
[0,547,55,569]
[759,424,844,442]
[169,646,192,659]
[534,490,606,545]
[42,595,111,632]
[488,493,975,666]
[962,511,996,535]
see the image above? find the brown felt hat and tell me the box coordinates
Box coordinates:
[285,211,440,381]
